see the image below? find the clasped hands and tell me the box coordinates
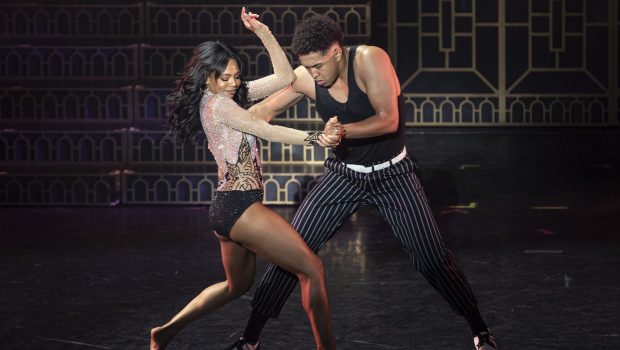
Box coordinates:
[241,7,343,149]
[318,116,345,148]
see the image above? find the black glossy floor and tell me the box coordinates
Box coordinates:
[2,129,620,349]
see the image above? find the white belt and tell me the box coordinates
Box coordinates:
[344,147,407,173]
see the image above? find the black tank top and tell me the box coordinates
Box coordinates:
[315,46,406,165]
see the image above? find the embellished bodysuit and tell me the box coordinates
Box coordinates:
[199,28,320,193]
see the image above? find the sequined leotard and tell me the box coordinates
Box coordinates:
[200,28,321,192]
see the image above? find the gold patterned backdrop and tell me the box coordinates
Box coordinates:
[0,1,617,205]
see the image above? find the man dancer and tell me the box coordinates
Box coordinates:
[227,15,499,350]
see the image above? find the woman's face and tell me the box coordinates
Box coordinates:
[207,58,241,98]
[299,44,341,88]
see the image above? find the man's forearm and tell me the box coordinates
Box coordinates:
[251,86,302,122]
[343,114,399,138]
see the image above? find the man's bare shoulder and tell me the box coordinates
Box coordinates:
[353,45,393,76]
[354,45,390,63]
[353,45,394,85]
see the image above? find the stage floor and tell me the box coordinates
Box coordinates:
[2,160,620,349]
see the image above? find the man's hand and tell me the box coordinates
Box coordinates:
[318,116,344,148]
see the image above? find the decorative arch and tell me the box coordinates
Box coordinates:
[13,10,28,34]
[132,179,149,202]
[177,11,192,34]
[72,181,88,203]
[421,100,436,123]
[459,100,475,123]
[63,94,79,119]
[198,11,213,34]
[263,179,279,202]
[156,11,171,35]
[85,95,101,119]
[139,137,154,161]
[55,10,71,34]
[509,100,526,123]
[112,53,127,77]
[34,10,50,34]
[176,179,192,201]
[35,136,52,161]
[106,95,122,120]
[118,11,133,35]
[91,52,107,77]
[439,100,455,123]
[94,180,111,204]
[77,10,91,34]
[50,179,66,203]
[97,11,113,35]
[345,10,362,34]
[569,101,585,123]
[40,94,56,120]
[218,10,235,34]
[198,179,214,202]
[550,101,565,123]
[57,137,72,161]
[27,52,43,76]
[155,179,170,202]
[285,179,303,203]
[530,101,545,123]
[100,137,116,161]
[78,137,95,161]
[49,52,64,76]
[27,180,45,203]
[70,52,86,76]
[14,136,30,161]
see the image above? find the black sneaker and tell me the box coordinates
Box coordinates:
[225,338,260,350]
[473,330,499,350]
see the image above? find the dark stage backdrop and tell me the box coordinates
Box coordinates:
[0,0,618,205]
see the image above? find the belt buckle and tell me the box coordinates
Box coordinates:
[346,148,405,173]
[371,159,390,172]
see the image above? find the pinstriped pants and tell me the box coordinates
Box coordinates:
[251,155,480,320]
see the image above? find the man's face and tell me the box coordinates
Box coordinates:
[299,44,341,88]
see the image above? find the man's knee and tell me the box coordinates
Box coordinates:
[413,253,450,276]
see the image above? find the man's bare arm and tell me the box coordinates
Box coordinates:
[249,65,316,122]
[342,46,401,139]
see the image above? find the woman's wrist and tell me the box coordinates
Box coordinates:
[254,26,271,37]
[304,131,322,146]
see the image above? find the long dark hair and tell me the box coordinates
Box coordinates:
[167,41,249,143]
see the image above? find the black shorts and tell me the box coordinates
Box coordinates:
[209,189,263,238]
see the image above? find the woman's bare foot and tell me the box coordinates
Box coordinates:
[150,326,172,350]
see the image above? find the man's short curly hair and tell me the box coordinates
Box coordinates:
[292,15,343,56]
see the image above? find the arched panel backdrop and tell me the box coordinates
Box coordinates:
[0,0,617,205]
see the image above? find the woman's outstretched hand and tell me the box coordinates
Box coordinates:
[241,6,267,33]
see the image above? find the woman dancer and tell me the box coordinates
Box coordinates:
[149,8,339,350]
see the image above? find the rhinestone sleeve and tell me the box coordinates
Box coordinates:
[246,28,296,101]
[210,94,321,146]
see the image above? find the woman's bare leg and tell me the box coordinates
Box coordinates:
[150,236,256,350]
[231,203,335,350]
